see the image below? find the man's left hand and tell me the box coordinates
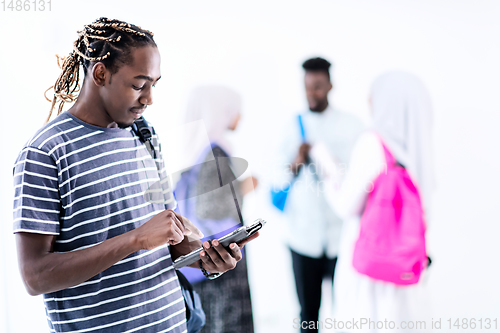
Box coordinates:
[199,232,259,274]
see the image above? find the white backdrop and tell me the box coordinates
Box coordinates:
[1,1,500,332]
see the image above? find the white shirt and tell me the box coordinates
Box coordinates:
[312,131,386,221]
[274,106,364,258]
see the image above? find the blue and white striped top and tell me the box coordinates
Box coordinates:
[13,111,187,333]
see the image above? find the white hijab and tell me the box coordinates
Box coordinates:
[371,71,435,210]
[182,85,242,166]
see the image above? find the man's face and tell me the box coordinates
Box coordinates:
[304,71,332,112]
[100,45,161,128]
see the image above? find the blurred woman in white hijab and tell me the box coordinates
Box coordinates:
[176,85,257,333]
[182,86,241,167]
[311,71,435,333]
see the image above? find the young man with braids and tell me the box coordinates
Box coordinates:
[13,18,257,333]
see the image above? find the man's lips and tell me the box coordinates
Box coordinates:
[130,108,146,119]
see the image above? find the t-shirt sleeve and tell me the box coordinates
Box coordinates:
[13,147,61,235]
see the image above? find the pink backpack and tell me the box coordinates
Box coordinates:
[352,138,428,285]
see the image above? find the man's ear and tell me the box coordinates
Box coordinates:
[91,63,107,87]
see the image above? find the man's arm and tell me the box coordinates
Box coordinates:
[16,209,187,296]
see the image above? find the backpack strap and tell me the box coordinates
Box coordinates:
[298,114,306,142]
[376,134,396,166]
[131,116,157,159]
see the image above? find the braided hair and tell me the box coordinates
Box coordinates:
[44,18,156,122]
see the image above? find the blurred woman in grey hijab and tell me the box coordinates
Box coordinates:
[182,86,241,168]
[311,71,435,333]
[175,85,257,333]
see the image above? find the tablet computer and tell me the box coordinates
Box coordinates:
[172,218,266,269]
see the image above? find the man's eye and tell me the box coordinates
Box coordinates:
[132,85,145,91]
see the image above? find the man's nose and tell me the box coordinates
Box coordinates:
[140,88,153,106]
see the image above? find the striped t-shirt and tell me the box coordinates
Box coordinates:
[13,111,187,333]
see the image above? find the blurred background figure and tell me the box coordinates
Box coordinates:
[312,71,434,333]
[175,85,257,333]
[272,58,364,332]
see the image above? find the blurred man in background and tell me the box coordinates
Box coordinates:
[274,57,364,332]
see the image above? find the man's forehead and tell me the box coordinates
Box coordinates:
[305,71,328,79]
[304,71,329,84]
[122,46,161,79]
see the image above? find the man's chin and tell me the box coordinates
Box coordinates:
[309,106,322,112]
[308,101,328,113]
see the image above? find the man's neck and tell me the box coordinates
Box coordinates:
[68,87,117,129]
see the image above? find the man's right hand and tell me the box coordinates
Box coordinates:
[290,143,311,175]
[134,209,204,250]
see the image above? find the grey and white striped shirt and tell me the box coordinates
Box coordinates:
[13,111,186,333]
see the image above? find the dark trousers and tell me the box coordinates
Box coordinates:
[291,249,337,333]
